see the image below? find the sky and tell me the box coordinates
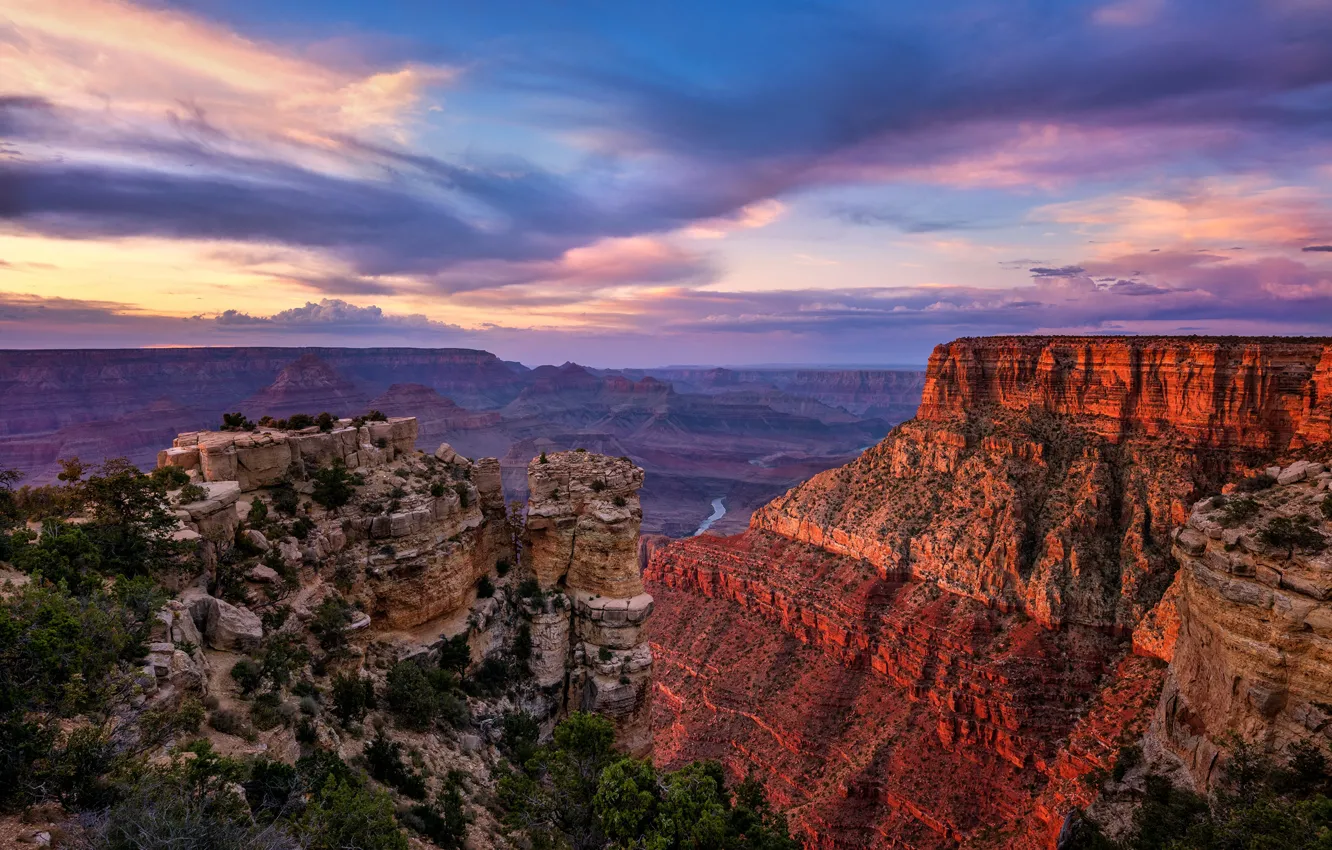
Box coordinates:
[2,0,1332,366]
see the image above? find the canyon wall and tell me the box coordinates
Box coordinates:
[1151,460,1332,789]
[645,335,1332,847]
[522,451,654,756]
[755,336,1332,631]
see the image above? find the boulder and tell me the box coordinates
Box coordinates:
[244,529,271,551]
[247,565,280,583]
[203,598,263,652]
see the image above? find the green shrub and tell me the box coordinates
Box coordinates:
[476,575,495,599]
[613,495,627,508]
[316,412,337,432]
[209,709,253,739]
[271,484,299,516]
[220,411,257,432]
[231,658,264,695]
[309,596,356,651]
[402,771,471,849]
[364,729,427,799]
[539,452,548,464]
[298,776,407,850]
[248,498,269,525]
[385,661,440,731]
[366,410,388,422]
[250,692,285,731]
[453,483,470,509]
[431,483,446,498]
[1219,497,1260,527]
[437,634,471,676]
[151,466,192,488]
[1259,514,1327,555]
[312,461,356,510]
[1321,494,1332,521]
[177,483,209,503]
[331,673,375,724]
[496,559,511,577]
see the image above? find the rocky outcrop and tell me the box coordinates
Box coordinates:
[361,445,513,630]
[522,451,653,756]
[160,418,418,491]
[1150,462,1332,789]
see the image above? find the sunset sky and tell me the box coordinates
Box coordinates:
[2,0,1331,365]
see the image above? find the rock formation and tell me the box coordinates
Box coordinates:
[1150,461,1332,789]
[160,417,418,491]
[522,451,654,756]
[644,335,1332,848]
[756,336,1332,631]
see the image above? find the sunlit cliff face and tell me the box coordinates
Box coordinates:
[3,0,1332,363]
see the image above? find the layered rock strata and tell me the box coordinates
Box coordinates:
[522,451,653,755]
[756,336,1332,631]
[645,335,1332,847]
[1151,460,1332,788]
[647,532,1164,848]
[160,417,418,491]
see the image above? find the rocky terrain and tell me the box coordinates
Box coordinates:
[644,335,1332,847]
[0,349,925,537]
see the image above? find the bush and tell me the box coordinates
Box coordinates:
[231,658,265,695]
[1322,494,1332,521]
[1219,497,1260,527]
[403,771,471,849]
[539,452,548,464]
[437,634,471,676]
[1260,514,1327,555]
[250,692,285,731]
[502,712,540,766]
[613,495,627,508]
[316,412,337,433]
[365,410,388,422]
[151,466,191,488]
[364,729,427,799]
[430,483,446,498]
[312,461,357,510]
[309,596,356,651]
[590,479,606,493]
[220,411,257,432]
[209,709,253,739]
[476,575,495,599]
[248,499,269,524]
[298,777,408,850]
[331,673,376,724]
[271,484,299,516]
[385,661,440,731]
[454,483,470,509]
[496,559,511,577]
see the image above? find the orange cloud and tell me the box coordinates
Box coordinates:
[1033,178,1331,251]
[2,0,455,162]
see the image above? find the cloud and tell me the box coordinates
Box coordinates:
[1029,266,1087,277]
[1303,245,1332,252]
[831,205,974,233]
[215,299,461,331]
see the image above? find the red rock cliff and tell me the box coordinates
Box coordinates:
[645,335,1332,848]
[756,336,1332,630]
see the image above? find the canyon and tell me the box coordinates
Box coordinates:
[644,336,1332,847]
[0,348,925,538]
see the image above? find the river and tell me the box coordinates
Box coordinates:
[693,496,726,536]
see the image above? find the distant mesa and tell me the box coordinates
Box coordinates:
[241,353,365,419]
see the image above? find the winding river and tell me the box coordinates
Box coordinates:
[693,497,727,536]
